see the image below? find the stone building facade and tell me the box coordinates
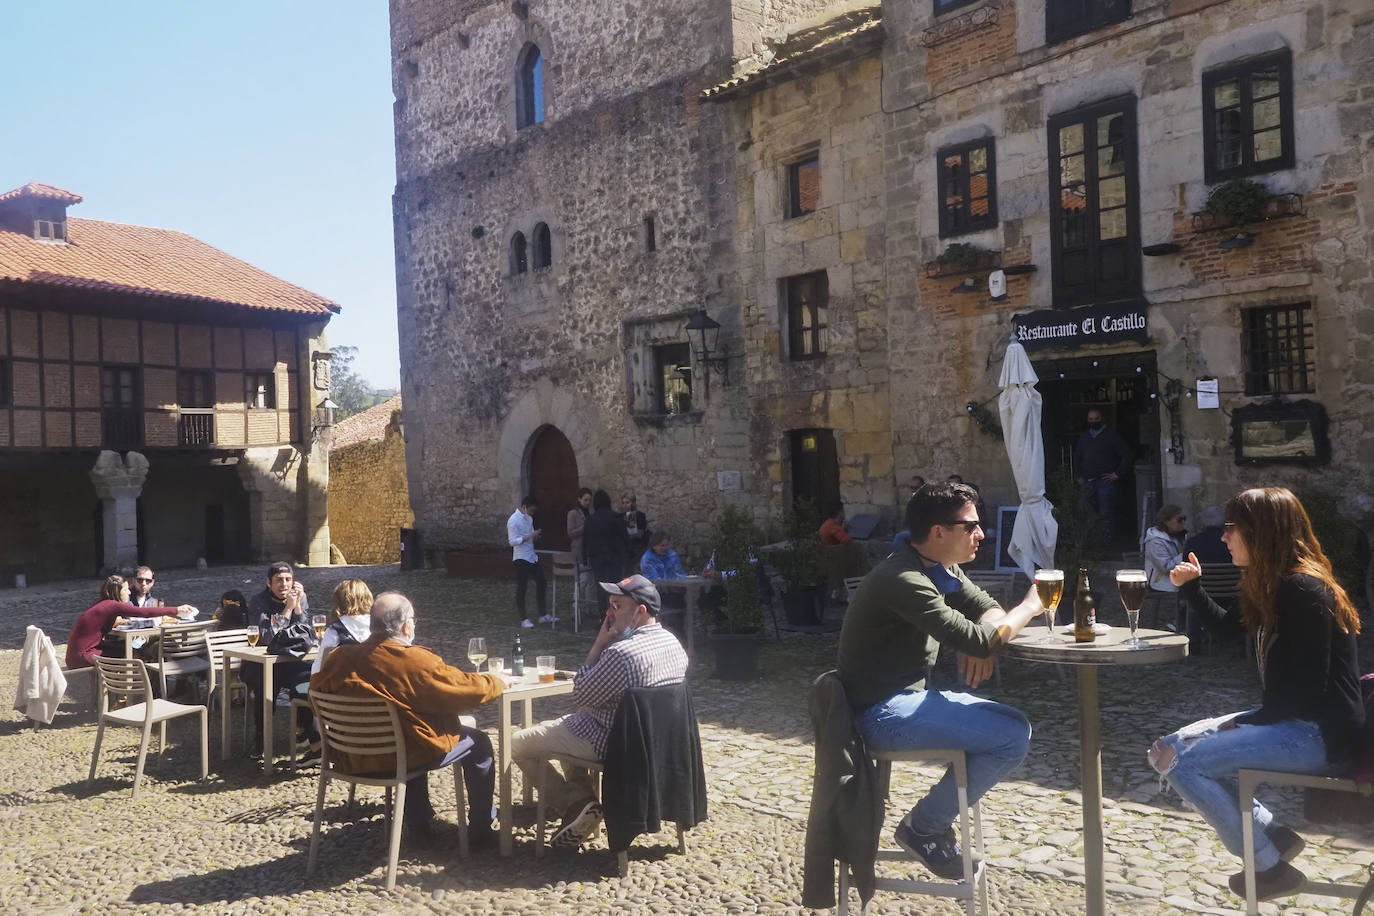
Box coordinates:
[392,0,1374,561]
[0,183,338,582]
[328,396,414,564]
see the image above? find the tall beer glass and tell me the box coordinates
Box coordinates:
[1117,569,1148,647]
[1033,569,1064,643]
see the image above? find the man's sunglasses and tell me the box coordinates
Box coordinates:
[942,520,982,533]
[135,577,154,584]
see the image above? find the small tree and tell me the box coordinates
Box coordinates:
[709,504,763,633]
[330,345,379,421]
[774,498,826,593]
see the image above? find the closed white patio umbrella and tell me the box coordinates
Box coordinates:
[997,335,1058,576]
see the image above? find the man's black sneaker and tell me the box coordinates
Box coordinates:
[895,819,967,880]
[1228,861,1306,901]
[942,825,982,865]
[1265,823,1306,863]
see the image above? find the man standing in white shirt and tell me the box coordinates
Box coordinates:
[508,495,552,629]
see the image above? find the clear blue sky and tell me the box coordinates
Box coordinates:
[0,1,400,388]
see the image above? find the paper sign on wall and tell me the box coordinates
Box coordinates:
[1196,378,1219,409]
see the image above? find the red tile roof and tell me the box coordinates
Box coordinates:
[0,185,339,316]
[330,396,402,450]
[0,182,83,205]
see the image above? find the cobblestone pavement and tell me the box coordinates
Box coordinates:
[1,563,1370,914]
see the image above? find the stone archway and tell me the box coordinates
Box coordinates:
[525,425,578,550]
[496,377,605,520]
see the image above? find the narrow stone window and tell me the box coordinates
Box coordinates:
[937,138,998,238]
[1243,303,1314,395]
[785,271,828,360]
[516,44,544,129]
[1201,49,1294,183]
[653,343,692,414]
[786,153,820,218]
[644,215,656,253]
[532,222,552,269]
[1048,95,1141,308]
[510,232,528,275]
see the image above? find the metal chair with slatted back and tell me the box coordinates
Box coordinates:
[307,691,468,890]
[1197,563,1243,654]
[203,628,252,747]
[146,621,215,699]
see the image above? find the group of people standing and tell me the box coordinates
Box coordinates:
[508,490,652,627]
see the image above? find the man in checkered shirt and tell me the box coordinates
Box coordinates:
[512,573,687,846]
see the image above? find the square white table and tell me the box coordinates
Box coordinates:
[649,575,712,659]
[495,672,576,856]
[220,644,317,774]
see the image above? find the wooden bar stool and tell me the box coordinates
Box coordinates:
[838,747,989,916]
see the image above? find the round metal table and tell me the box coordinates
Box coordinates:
[1003,625,1189,916]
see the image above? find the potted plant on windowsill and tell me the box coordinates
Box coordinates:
[773,498,827,627]
[925,242,1000,278]
[706,504,765,680]
[1192,178,1273,234]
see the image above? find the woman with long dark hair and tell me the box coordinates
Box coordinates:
[582,489,628,619]
[1148,487,1364,901]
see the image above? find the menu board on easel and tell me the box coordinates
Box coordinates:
[994,506,1020,572]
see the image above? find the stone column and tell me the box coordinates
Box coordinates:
[89,450,150,572]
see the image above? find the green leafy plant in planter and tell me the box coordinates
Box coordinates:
[774,498,827,626]
[706,504,765,680]
[934,242,990,272]
[1204,179,1271,229]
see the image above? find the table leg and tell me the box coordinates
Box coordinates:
[521,698,534,804]
[220,652,231,761]
[261,658,275,775]
[124,632,135,660]
[1077,665,1104,916]
[499,694,514,856]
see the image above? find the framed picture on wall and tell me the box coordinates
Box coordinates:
[994,505,1020,572]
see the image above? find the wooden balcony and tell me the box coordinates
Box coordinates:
[177,409,216,447]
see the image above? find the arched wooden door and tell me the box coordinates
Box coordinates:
[526,425,578,550]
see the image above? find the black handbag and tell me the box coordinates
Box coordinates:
[266,619,316,658]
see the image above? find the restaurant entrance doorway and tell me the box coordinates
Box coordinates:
[1034,351,1161,550]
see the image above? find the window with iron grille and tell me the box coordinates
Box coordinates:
[785,271,828,360]
[653,343,692,415]
[937,138,997,238]
[245,372,276,409]
[1048,96,1141,308]
[787,153,820,219]
[177,371,213,408]
[1201,49,1294,183]
[1046,0,1129,44]
[1243,303,1314,395]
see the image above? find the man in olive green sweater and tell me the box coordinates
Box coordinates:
[838,482,1045,879]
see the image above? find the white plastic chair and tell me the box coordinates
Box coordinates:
[88,656,208,800]
[307,691,469,890]
[203,628,253,749]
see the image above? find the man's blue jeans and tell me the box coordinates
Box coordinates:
[1151,713,1331,870]
[1084,477,1117,541]
[857,690,1031,835]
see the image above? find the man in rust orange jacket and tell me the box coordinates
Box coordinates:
[312,592,505,845]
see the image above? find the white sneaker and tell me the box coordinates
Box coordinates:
[538,614,557,624]
[520,618,535,628]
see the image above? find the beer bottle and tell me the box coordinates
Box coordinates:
[1074,567,1096,643]
[512,634,525,677]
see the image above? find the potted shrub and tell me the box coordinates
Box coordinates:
[706,504,765,680]
[774,498,827,626]
[925,242,999,278]
[1193,178,1272,233]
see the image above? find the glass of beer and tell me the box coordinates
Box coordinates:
[312,614,326,641]
[1034,569,1064,643]
[245,626,260,648]
[1117,569,1148,647]
[536,655,556,683]
[467,637,487,672]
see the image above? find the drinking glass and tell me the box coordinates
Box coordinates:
[487,657,504,676]
[536,655,556,683]
[245,626,260,648]
[467,637,488,672]
[312,614,327,641]
[1117,569,1148,647]
[1034,569,1065,643]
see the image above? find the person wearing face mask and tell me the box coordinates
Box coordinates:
[311,592,507,847]
[1073,409,1134,542]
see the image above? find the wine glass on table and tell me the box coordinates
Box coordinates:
[245,626,260,648]
[467,637,487,673]
[1117,569,1148,647]
[1034,569,1064,643]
